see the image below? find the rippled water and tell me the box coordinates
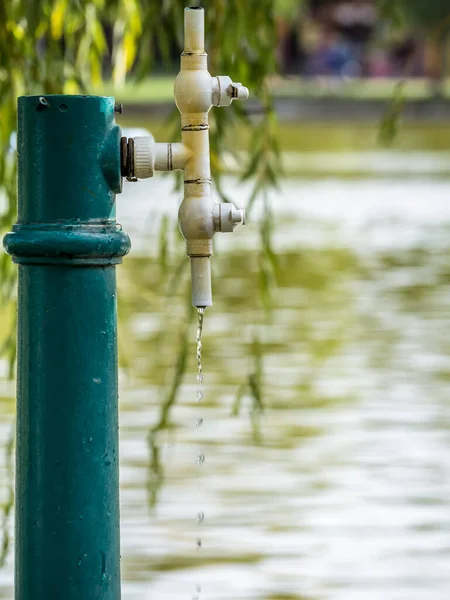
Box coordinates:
[2,165,450,599]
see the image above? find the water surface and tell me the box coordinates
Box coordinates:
[1,168,450,599]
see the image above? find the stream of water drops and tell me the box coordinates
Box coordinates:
[196,308,204,395]
[193,307,205,600]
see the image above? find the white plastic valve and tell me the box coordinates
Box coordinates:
[213,203,246,233]
[212,76,250,107]
[127,6,250,308]
[133,136,192,178]
[134,135,155,179]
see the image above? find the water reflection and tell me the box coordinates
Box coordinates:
[1,173,450,599]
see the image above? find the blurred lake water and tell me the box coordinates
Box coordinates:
[1,150,450,599]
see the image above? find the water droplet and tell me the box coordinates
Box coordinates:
[196,538,202,549]
[196,511,204,523]
[196,454,205,465]
[195,418,203,427]
[196,390,203,402]
[196,309,204,387]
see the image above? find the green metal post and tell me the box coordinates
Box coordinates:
[3,95,129,600]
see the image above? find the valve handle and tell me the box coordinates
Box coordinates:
[212,76,250,107]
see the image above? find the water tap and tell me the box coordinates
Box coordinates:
[121,6,249,307]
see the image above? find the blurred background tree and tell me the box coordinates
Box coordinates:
[403,0,450,93]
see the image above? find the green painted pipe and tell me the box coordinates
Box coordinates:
[3,95,130,599]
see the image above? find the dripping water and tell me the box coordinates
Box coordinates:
[193,307,205,599]
[196,307,204,393]
[192,584,202,600]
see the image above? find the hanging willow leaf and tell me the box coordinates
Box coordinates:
[377,0,405,28]
[378,81,406,146]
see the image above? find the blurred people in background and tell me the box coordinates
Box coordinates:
[332,0,377,45]
[305,0,377,77]
[305,29,359,77]
[276,0,426,80]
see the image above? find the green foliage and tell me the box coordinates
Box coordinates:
[146,286,193,507]
[377,0,405,29]
[376,0,450,144]
[274,0,306,19]
[232,334,264,444]
[378,81,405,146]
[402,1,450,35]
[378,0,450,36]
